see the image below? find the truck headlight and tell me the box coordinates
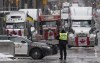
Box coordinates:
[89,34,96,40]
[90,34,96,37]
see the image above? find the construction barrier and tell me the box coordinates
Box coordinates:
[0,40,15,58]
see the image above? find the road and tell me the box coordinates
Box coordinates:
[0,45,100,63]
[1,31,100,63]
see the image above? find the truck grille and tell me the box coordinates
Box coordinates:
[77,33,87,37]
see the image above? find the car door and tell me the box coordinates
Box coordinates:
[10,37,28,55]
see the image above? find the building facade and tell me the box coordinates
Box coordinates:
[0,0,43,11]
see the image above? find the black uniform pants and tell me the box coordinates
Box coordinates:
[59,44,67,59]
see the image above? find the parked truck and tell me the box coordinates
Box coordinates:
[5,11,28,38]
[5,9,38,40]
[68,7,99,47]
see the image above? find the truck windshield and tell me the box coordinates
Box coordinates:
[72,20,91,27]
[42,21,57,27]
[6,23,25,29]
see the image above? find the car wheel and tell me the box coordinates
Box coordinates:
[30,49,43,59]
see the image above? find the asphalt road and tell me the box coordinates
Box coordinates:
[0,37,100,62]
[0,46,100,63]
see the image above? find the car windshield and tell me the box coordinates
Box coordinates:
[72,20,91,27]
[9,36,32,43]
[22,37,32,43]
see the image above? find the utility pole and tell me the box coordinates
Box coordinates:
[8,0,11,11]
[58,0,62,31]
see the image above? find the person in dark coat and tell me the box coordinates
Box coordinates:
[56,29,68,60]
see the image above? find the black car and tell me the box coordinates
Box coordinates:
[0,35,58,59]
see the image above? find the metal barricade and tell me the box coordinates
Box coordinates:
[0,40,15,58]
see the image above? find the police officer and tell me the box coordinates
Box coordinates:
[56,29,68,60]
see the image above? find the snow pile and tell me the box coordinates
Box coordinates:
[0,53,14,61]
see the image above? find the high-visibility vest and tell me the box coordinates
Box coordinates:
[59,33,68,40]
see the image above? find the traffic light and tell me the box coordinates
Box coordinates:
[92,2,96,8]
[43,0,47,5]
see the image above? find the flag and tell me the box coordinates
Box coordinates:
[27,13,34,22]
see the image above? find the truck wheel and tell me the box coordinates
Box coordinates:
[30,49,43,59]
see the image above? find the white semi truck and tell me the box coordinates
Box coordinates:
[5,9,38,39]
[68,7,99,47]
[5,11,28,38]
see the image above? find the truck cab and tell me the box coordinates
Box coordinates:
[68,7,99,47]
